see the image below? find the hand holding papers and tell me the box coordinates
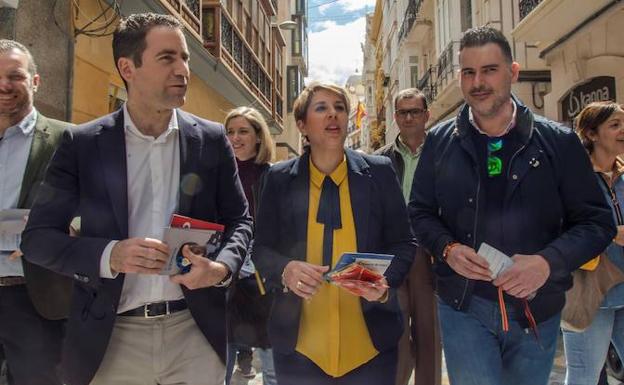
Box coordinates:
[477,243,514,279]
[0,209,29,252]
[325,253,392,297]
[160,215,224,275]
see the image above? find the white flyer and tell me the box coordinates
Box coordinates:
[0,209,30,251]
[477,242,513,279]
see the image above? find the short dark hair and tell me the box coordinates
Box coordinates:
[460,26,513,63]
[0,39,37,77]
[112,13,182,74]
[394,88,428,111]
[575,101,624,154]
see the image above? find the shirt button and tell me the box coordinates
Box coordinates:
[468,198,473,203]
[512,174,518,180]
[467,234,472,239]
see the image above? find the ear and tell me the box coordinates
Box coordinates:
[424,110,430,123]
[586,129,599,142]
[510,61,520,83]
[117,57,135,85]
[31,74,40,92]
[296,119,307,136]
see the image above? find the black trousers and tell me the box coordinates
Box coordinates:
[273,347,397,385]
[0,285,64,385]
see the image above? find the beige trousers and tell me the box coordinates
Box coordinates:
[395,249,442,385]
[90,309,225,385]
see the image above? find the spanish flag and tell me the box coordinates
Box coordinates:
[355,102,367,129]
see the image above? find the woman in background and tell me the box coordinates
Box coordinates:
[563,101,624,385]
[224,106,276,385]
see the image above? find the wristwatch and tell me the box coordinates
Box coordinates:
[214,262,233,287]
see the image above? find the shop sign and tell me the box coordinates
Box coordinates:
[560,76,616,124]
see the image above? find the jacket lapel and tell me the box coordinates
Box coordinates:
[18,114,51,208]
[289,152,310,260]
[345,149,371,252]
[96,110,129,238]
[177,110,201,216]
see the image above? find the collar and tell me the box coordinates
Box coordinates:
[596,157,624,186]
[2,108,37,139]
[456,94,534,145]
[468,99,517,137]
[123,103,178,142]
[309,155,348,189]
[396,135,424,158]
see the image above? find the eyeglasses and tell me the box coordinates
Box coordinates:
[487,138,503,177]
[396,108,426,118]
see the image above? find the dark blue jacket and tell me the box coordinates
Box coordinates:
[253,148,417,354]
[409,96,615,324]
[21,109,253,385]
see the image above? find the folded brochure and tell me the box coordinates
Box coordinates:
[160,214,224,275]
[325,253,393,288]
[477,242,513,279]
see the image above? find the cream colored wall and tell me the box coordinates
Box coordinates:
[542,8,624,121]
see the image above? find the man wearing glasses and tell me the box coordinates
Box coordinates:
[376,89,441,385]
[409,26,615,385]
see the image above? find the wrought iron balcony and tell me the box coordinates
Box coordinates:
[417,67,437,103]
[436,40,459,84]
[220,12,273,109]
[397,0,423,44]
[519,0,543,21]
[160,0,201,37]
[183,0,200,18]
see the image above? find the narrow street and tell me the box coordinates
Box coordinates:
[230,335,624,385]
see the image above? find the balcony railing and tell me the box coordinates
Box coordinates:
[417,67,437,103]
[397,0,423,44]
[436,40,460,90]
[220,12,273,109]
[519,0,543,21]
[161,0,201,36]
[183,0,200,18]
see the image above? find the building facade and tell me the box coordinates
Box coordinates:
[364,0,554,149]
[344,73,366,151]
[274,0,308,160]
[513,0,623,127]
[2,0,310,161]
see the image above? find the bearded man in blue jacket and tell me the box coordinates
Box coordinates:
[409,26,615,385]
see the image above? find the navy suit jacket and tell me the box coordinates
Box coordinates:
[21,109,253,385]
[253,148,417,355]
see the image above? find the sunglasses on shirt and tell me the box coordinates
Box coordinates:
[487,138,503,177]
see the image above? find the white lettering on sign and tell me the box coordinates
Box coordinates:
[567,87,611,117]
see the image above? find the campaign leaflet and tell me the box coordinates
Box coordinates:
[324,253,393,294]
[477,242,514,279]
[160,214,224,275]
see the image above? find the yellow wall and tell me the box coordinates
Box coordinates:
[72,0,234,124]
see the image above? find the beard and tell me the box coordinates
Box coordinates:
[467,86,511,119]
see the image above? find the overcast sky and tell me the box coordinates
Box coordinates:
[307,0,376,86]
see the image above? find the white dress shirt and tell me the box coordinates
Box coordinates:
[100,104,183,313]
[0,109,37,277]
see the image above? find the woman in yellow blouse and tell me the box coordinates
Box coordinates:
[253,82,417,384]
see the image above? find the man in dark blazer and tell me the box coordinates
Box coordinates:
[21,14,252,385]
[0,39,72,385]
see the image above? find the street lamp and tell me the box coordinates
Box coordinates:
[274,20,297,31]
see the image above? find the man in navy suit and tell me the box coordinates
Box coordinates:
[21,13,252,385]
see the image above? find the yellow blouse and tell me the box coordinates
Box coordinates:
[295,157,378,377]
